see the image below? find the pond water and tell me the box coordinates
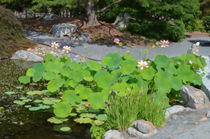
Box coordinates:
[0,59,90,139]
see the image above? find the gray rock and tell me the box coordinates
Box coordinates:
[133,120,156,134]
[165,105,185,119]
[103,130,124,139]
[41,13,58,21]
[181,85,210,109]
[127,126,157,138]
[50,23,77,37]
[114,13,132,29]
[201,56,210,100]
[206,111,210,118]
[71,32,90,42]
[11,50,43,62]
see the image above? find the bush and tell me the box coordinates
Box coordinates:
[203,16,210,32]
[126,20,185,42]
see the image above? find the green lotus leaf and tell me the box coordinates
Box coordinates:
[53,102,72,118]
[122,53,135,60]
[69,113,77,117]
[44,54,55,62]
[94,70,115,88]
[167,63,177,75]
[75,85,93,100]
[60,127,71,132]
[177,65,194,83]
[24,105,32,108]
[47,76,64,92]
[43,72,57,80]
[101,53,121,70]
[4,91,15,95]
[88,93,106,109]
[43,59,64,74]
[96,114,107,121]
[155,70,172,94]
[26,68,34,77]
[74,117,93,124]
[18,76,30,84]
[71,71,83,83]
[154,55,170,70]
[69,62,82,71]
[86,60,101,71]
[121,59,137,74]
[140,66,156,80]
[82,70,93,81]
[62,90,81,105]
[170,77,183,91]
[191,73,202,86]
[32,63,45,82]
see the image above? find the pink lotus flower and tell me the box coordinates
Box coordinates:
[63,46,71,53]
[189,60,193,65]
[114,38,120,44]
[159,40,170,48]
[137,60,149,70]
[51,42,60,49]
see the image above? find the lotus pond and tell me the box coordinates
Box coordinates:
[0,59,90,139]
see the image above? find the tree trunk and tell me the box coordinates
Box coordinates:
[86,0,98,25]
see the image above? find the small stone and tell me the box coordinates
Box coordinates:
[206,111,210,118]
[165,105,185,119]
[103,130,124,139]
[11,50,43,62]
[181,86,210,109]
[133,120,156,134]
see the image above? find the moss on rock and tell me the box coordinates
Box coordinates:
[0,6,35,59]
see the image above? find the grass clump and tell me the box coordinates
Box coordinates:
[105,91,168,130]
[0,6,35,58]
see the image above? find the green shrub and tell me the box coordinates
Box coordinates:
[90,124,107,139]
[203,16,210,32]
[127,20,185,42]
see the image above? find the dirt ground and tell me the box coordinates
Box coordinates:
[20,17,209,47]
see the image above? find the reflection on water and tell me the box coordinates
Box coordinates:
[0,59,90,139]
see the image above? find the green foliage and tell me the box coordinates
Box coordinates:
[90,124,107,139]
[16,52,206,137]
[105,92,168,130]
[203,16,210,32]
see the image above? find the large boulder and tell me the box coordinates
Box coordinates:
[181,85,210,109]
[11,50,43,62]
[0,6,35,58]
[103,130,125,139]
[201,56,210,99]
[50,23,77,37]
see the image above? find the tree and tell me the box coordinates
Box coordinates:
[29,0,122,25]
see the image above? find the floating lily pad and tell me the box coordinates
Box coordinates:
[60,127,71,132]
[16,86,23,89]
[24,105,32,108]
[80,113,96,118]
[69,113,77,117]
[29,107,41,111]
[20,97,27,100]
[13,100,25,105]
[42,99,55,105]
[96,114,107,121]
[74,117,92,124]
[4,91,15,95]
[47,117,68,124]
[34,99,42,103]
